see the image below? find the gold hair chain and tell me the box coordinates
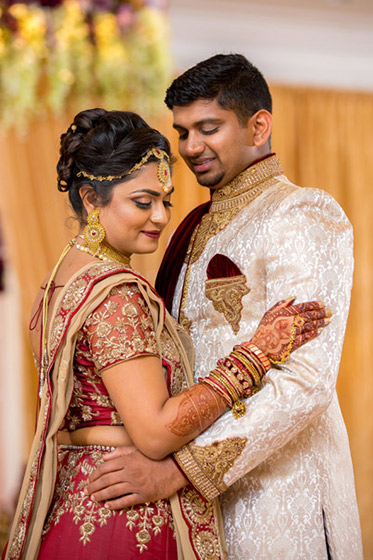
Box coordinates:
[76,148,172,193]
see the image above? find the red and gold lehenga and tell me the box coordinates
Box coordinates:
[5,262,227,560]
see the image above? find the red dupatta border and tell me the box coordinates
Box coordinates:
[177,487,226,559]
[8,262,159,560]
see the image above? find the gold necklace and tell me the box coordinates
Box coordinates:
[74,237,131,267]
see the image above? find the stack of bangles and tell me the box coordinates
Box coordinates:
[199,343,271,419]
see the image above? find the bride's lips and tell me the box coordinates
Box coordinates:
[142,230,161,239]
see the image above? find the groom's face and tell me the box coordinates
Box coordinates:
[172,98,254,190]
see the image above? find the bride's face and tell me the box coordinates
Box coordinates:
[98,162,173,257]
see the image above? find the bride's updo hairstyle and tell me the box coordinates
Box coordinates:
[57,108,172,223]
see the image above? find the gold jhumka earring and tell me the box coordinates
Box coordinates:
[75,208,131,266]
[83,208,106,255]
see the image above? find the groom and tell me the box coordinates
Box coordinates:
[86,54,362,558]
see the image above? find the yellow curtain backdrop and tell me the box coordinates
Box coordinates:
[0,85,372,558]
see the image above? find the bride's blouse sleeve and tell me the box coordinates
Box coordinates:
[82,282,160,373]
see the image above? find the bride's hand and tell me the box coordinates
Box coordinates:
[250,297,332,364]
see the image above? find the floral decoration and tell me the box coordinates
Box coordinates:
[0,0,172,132]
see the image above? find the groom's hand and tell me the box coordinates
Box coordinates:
[85,445,187,510]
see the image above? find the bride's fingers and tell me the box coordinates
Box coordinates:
[287,301,326,315]
[291,328,322,351]
[297,317,331,335]
[298,308,332,322]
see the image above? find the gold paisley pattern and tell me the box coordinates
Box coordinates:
[205,275,250,334]
[189,437,247,493]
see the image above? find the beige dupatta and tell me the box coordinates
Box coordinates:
[5,261,226,560]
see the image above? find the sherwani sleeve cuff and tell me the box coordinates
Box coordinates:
[173,444,222,501]
[173,436,247,501]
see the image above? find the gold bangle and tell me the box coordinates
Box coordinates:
[231,350,262,387]
[217,365,246,397]
[243,342,271,370]
[210,369,246,419]
[200,377,232,407]
[212,369,241,402]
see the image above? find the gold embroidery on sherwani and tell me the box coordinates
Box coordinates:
[189,437,247,492]
[185,155,283,266]
[205,275,250,334]
[174,437,247,501]
[178,156,282,332]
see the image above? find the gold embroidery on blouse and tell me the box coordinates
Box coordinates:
[42,447,175,553]
[205,275,250,334]
[62,284,160,431]
[49,262,127,356]
[84,284,159,373]
[62,341,116,431]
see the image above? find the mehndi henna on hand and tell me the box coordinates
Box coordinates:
[166,383,223,437]
[250,299,331,363]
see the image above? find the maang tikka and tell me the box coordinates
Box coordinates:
[83,209,105,255]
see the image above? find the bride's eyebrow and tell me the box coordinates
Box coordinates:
[131,187,175,196]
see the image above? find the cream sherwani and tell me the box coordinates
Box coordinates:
[172,156,363,559]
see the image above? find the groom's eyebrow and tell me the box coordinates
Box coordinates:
[173,117,222,130]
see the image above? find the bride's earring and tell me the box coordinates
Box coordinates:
[83,209,105,255]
